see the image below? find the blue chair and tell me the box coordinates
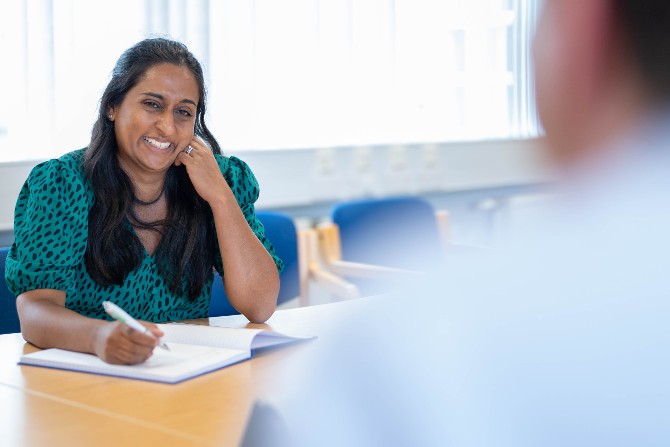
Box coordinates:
[332,196,444,271]
[209,211,300,317]
[0,247,21,335]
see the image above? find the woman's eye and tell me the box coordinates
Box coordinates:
[177,109,194,117]
[144,101,161,109]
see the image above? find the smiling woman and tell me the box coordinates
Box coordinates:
[112,64,200,198]
[5,38,283,366]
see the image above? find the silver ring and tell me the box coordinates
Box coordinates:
[185,145,193,155]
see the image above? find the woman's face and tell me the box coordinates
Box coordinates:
[110,63,200,180]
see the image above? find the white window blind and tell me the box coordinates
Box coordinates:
[0,0,540,162]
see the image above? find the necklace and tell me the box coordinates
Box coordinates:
[133,184,165,206]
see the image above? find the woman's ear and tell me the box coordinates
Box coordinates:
[107,107,115,121]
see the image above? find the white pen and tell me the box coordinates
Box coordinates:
[102,301,170,351]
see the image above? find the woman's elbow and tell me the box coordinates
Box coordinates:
[245,309,273,324]
[16,297,41,346]
[244,294,277,323]
[229,273,280,323]
[15,289,66,347]
[242,285,278,323]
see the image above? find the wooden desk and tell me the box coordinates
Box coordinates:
[0,298,378,447]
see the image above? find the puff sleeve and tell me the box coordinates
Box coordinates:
[212,155,284,276]
[5,155,90,297]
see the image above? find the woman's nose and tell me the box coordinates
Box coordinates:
[155,111,176,136]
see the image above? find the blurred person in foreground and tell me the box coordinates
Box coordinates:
[243,1,670,446]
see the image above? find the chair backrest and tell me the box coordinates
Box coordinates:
[0,247,21,335]
[209,211,300,317]
[332,196,443,270]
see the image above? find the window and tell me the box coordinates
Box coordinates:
[0,0,541,162]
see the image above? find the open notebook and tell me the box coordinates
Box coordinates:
[18,324,315,384]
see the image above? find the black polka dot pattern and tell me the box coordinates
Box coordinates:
[5,149,283,322]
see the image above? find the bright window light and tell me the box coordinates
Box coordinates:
[0,0,541,162]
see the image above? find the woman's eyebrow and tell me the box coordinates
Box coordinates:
[141,92,197,107]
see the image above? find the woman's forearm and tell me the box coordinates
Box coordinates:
[17,289,163,364]
[16,289,106,353]
[209,191,280,323]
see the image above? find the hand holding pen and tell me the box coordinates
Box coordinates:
[102,301,170,352]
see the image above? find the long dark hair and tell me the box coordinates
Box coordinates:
[84,37,221,300]
[613,0,670,101]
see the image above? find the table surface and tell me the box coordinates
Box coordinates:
[0,298,377,447]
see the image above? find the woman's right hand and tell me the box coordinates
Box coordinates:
[94,321,161,365]
[17,289,164,365]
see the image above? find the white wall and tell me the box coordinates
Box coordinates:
[0,138,551,231]
[0,161,37,231]
[235,138,551,207]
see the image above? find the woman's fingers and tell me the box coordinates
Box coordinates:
[175,137,228,203]
[96,321,157,364]
[140,321,164,339]
[125,323,159,348]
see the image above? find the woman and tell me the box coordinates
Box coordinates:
[5,38,282,365]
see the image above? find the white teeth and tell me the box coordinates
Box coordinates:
[144,137,170,149]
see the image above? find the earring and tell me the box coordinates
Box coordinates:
[108,114,113,120]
